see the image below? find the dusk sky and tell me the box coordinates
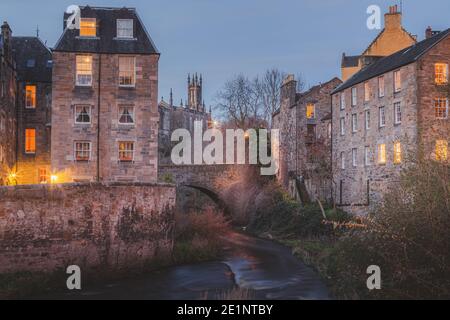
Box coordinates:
[1,0,449,113]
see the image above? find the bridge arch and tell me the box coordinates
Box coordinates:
[182,184,231,216]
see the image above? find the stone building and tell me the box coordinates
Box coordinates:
[51,6,160,183]
[13,37,52,184]
[341,5,416,81]
[158,74,211,164]
[0,22,17,185]
[332,28,450,214]
[273,75,342,203]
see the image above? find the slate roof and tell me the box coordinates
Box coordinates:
[341,55,360,68]
[333,29,450,94]
[12,37,52,83]
[53,6,159,55]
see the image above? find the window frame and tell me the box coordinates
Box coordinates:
[25,128,36,154]
[394,70,402,93]
[394,102,402,125]
[435,140,448,162]
[118,105,135,125]
[351,113,357,133]
[434,98,448,119]
[119,56,136,87]
[74,105,92,124]
[379,106,386,128]
[76,55,93,87]
[364,81,370,102]
[340,151,345,170]
[351,87,357,107]
[435,63,448,85]
[378,76,385,97]
[340,117,345,136]
[74,141,92,162]
[116,19,134,39]
[365,110,371,130]
[118,141,135,162]
[306,103,315,119]
[393,141,402,165]
[79,18,97,37]
[352,148,357,167]
[340,92,345,110]
[365,146,371,166]
[38,168,48,184]
[25,84,36,109]
[378,143,386,165]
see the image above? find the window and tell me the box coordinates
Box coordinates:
[119,56,136,87]
[378,76,385,97]
[434,98,448,119]
[340,117,345,136]
[340,152,345,169]
[25,128,36,154]
[351,114,357,133]
[351,87,357,106]
[74,141,91,161]
[435,63,448,85]
[365,146,371,166]
[25,85,36,109]
[119,141,134,162]
[27,59,35,68]
[117,19,133,38]
[74,105,91,124]
[340,92,345,110]
[394,70,401,93]
[378,144,386,165]
[119,106,135,124]
[379,106,386,127]
[394,102,402,124]
[80,18,96,37]
[352,148,357,167]
[365,110,371,130]
[327,123,332,139]
[76,55,93,86]
[435,140,448,161]
[38,168,48,184]
[306,103,315,119]
[393,141,402,164]
[364,82,370,102]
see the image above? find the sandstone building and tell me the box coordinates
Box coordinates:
[51,6,160,183]
[273,76,342,203]
[341,5,416,81]
[332,29,450,214]
[158,74,211,164]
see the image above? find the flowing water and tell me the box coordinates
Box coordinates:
[36,232,329,300]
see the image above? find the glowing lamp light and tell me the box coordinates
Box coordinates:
[50,175,58,184]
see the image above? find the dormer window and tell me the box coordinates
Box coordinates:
[117,19,133,39]
[80,18,97,37]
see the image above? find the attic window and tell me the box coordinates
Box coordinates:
[80,18,97,37]
[117,19,133,39]
[46,60,53,68]
[27,59,35,68]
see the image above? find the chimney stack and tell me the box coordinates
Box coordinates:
[385,5,402,31]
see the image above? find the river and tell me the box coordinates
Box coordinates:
[36,232,329,300]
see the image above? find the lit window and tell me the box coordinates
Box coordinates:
[119,106,135,124]
[435,63,448,85]
[38,168,48,184]
[352,148,357,167]
[25,128,36,154]
[306,103,315,119]
[434,98,448,119]
[435,140,448,162]
[378,76,385,97]
[74,141,91,161]
[364,82,370,102]
[340,117,345,136]
[394,70,401,93]
[352,114,357,133]
[378,144,386,165]
[394,102,402,124]
[365,146,371,166]
[119,141,134,162]
[74,105,91,124]
[119,56,135,87]
[76,55,93,86]
[365,110,370,130]
[80,18,96,37]
[340,152,345,169]
[117,19,133,38]
[379,106,386,127]
[340,92,345,110]
[393,141,402,164]
[25,85,36,109]
[351,87,357,106]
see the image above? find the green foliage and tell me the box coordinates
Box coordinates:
[161,173,174,184]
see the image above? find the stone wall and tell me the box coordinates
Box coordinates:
[0,182,176,274]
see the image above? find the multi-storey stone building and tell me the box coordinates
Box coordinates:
[273,75,342,203]
[158,74,211,164]
[341,5,416,81]
[51,6,160,183]
[332,29,450,214]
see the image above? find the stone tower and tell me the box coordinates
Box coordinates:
[187,73,203,111]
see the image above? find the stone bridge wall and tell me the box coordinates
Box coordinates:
[0,182,176,274]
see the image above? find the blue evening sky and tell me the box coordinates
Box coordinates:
[1,0,449,112]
